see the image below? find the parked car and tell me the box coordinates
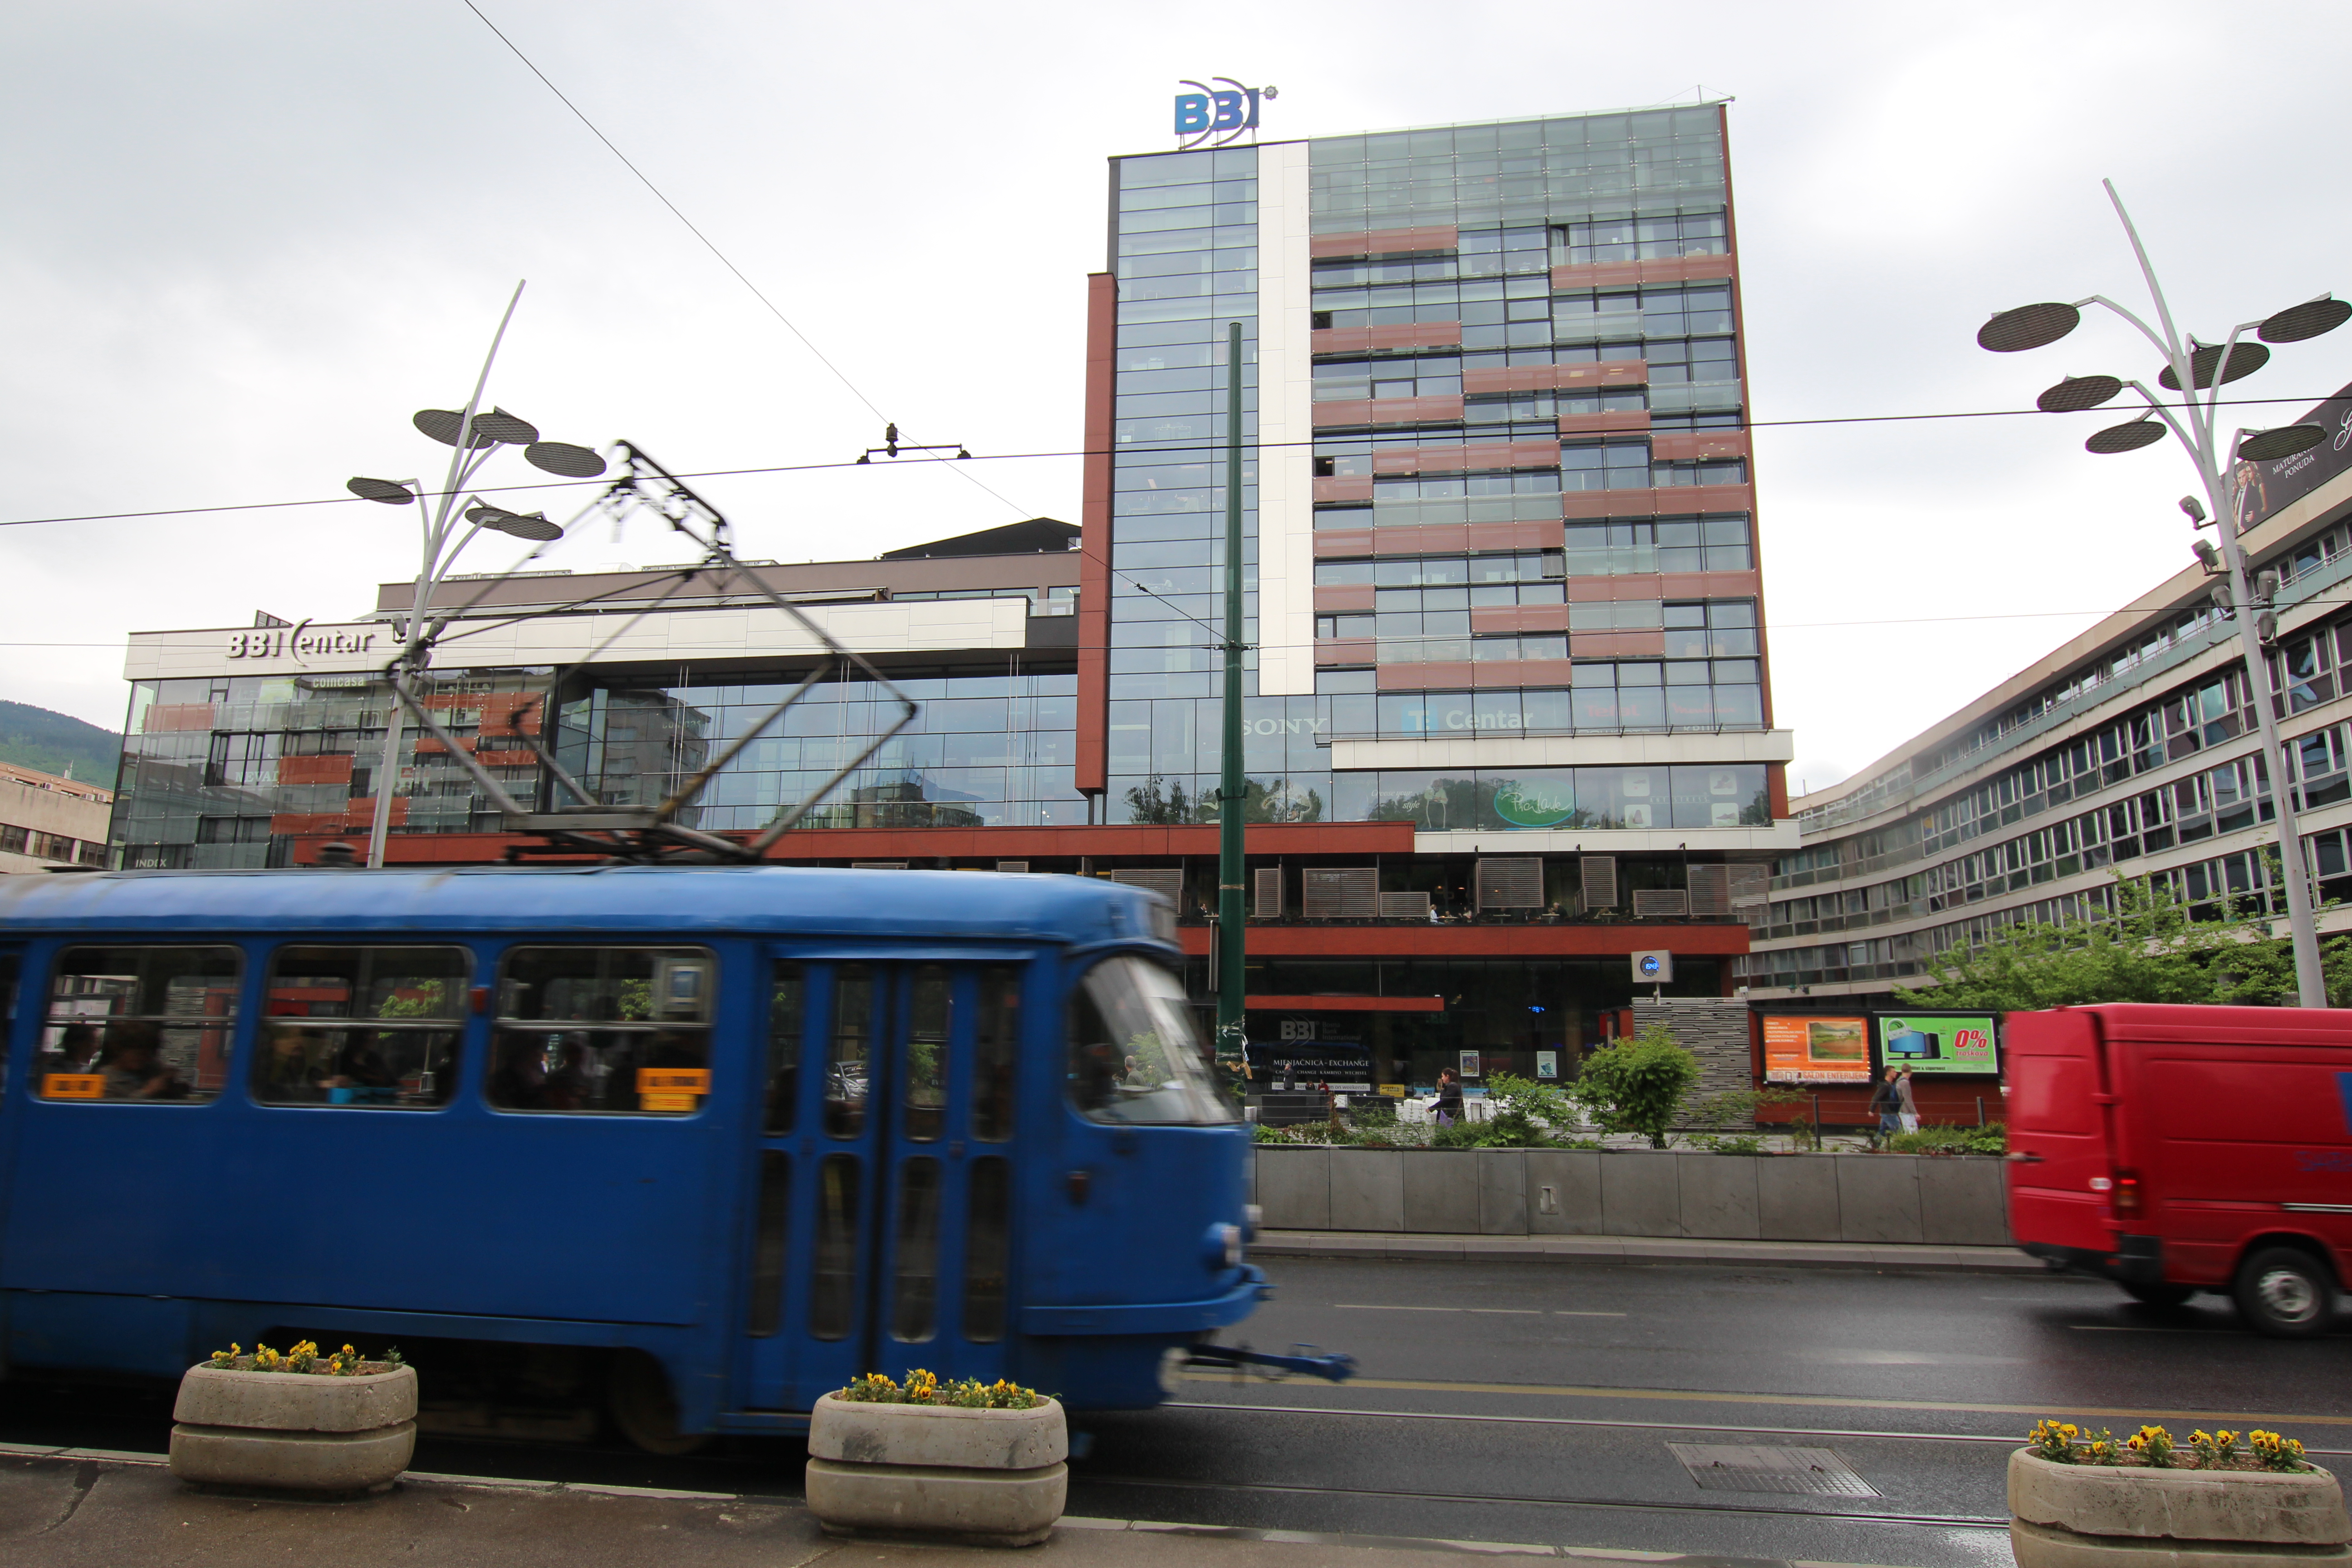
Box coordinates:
[2006,1003,2352,1336]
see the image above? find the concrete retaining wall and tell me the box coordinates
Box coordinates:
[1247,1147,2010,1246]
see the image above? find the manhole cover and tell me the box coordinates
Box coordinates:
[1666,1443,1877,1497]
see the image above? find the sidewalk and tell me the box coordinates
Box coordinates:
[0,1446,1907,1568]
[1250,1230,2043,1273]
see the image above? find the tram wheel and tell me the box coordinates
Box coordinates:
[608,1350,710,1456]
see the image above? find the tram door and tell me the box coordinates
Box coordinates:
[735,957,1024,1413]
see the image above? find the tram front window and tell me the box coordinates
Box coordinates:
[1066,956,1234,1125]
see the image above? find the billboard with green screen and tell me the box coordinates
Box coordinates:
[1874,1014,1998,1076]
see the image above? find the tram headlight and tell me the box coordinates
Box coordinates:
[1205,1221,1244,1269]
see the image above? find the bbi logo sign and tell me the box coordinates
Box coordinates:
[1174,78,1276,149]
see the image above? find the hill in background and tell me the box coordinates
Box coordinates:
[0,701,123,789]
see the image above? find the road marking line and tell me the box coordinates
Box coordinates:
[1184,1374,2352,1428]
[2067,1324,2221,1335]
[1333,1304,1542,1314]
[1554,1310,1629,1317]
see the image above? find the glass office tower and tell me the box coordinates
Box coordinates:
[1080,105,1787,838]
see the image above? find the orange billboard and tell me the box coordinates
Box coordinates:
[1762,1015,1872,1084]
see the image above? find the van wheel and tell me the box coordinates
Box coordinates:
[2233,1248,2337,1338]
[2121,1282,2195,1308]
[609,1350,710,1455]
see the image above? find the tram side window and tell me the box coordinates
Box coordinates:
[1065,956,1237,1126]
[256,946,469,1109]
[904,965,950,1142]
[0,952,17,1102]
[972,965,1019,1142]
[489,947,715,1116]
[765,962,804,1135]
[826,964,873,1137]
[40,946,242,1103]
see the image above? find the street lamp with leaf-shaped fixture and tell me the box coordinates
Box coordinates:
[1975,183,2349,1005]
[343,280,608,868]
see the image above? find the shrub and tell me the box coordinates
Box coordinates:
[1570,1024,1700,1149]
[1885,1122,2005,1156]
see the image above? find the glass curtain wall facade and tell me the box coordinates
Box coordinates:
[1098,106,1777,827]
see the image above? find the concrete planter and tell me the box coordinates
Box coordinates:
[804,1392,1068,1546]
[1250,1146,2011,1246]
[169,1362,416,1494]
[2009,1449,2352,1568]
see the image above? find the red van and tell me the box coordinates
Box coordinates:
[2006,1004,2352,1337]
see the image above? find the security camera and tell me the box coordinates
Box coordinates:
[2180,495,2207,523]
[2192,540,2222,573]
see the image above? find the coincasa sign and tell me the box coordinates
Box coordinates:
[1173,78,1275,149]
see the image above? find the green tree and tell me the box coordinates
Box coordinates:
[1916,872,2352,1011]
[1569,1024,1700,1148]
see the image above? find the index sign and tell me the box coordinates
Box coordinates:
[1175,78,1275,149]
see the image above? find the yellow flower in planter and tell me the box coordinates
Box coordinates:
[2250,1431,2309,1472]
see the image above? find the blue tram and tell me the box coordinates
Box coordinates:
[0,865,1264,1446]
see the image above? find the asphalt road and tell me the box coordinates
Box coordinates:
[6,1258,2348,1568]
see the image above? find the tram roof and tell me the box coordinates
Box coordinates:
[0,864,1169,948]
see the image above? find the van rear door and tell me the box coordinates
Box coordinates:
[2006,1009,2113,1266]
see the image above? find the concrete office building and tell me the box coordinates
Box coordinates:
[105,104,1796,1088]
[1742,379,2352,1009]
[0,760,113,873]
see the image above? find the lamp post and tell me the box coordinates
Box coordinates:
[1976,181,2350,1007]
[343,281,608,868]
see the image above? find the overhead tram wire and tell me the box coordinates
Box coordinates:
[6,386,2347,531]
[458,1,1033,520]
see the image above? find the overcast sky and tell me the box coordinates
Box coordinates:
[6,1,2351,794]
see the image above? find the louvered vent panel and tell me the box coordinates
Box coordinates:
[1687,864,1731,916]
[1632,888,1689,918]
[1253,867,1284,919]
[1302,867,1379,919]
[1111,867,1184,906]
[1379,890,1432,919]
[1579,854,1619,910]
[1727,864,1770,906]
[1475,857,1544,910]
[995,861,1030,873]
[851,861,909,870]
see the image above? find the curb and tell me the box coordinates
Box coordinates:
[1249,1230,2045,1273]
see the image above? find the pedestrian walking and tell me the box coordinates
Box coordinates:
[1896,1066,1920,1134]
[1867,1066,1902,1145]
[1432,1068,1464,1128]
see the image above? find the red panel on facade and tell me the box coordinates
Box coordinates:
[276,754,353,786]
[1651,431,1751,464]
[1076,272,1117,796]
[1470,604,1570,635]
[1314,585,1376,613]
[304,820,1423,867]
[1656,570,1763,599]
[1313,475,1375,503]
[1371,440,1559,477]
[1559,484,1755,520]
[1376,662,1475,691]
[1463,359,1646,397]
[1309,226,1460,260]
[1312,528,1378,558]
[1245,994,1446,1012]
[145,704,218,733]
[1554,411,1653,437]
[1311,321,1464,356]
[1550,254,1736,291]
[1568,630,1664,659]
[1312,395,1467,429]
[1177,925,1751,958]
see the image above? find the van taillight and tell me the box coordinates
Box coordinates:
[2114,1171,2141,1215]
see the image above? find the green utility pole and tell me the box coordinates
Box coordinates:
[1215,320,1249,1070]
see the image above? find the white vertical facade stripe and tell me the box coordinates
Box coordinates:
[1254,140,1316,697]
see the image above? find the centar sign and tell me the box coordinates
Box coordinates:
[1174,78,1275,150]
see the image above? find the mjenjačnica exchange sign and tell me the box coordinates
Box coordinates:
[1175,79,1275,149]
